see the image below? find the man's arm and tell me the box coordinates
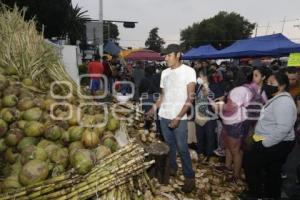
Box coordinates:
[145,88,164,119]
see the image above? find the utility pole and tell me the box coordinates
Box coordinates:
[99,0,103,56]
[254,23,271,37]
[281,17,299,33]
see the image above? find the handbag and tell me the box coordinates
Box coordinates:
[194,112,209,126]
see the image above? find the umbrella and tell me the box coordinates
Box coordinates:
[125,49,164,61]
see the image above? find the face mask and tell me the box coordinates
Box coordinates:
[197,77,204,85]
[263,84,279,99]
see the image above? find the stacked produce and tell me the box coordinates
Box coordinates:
[0,4,78,95]
[0,142,154,200]
[0,4,155,199]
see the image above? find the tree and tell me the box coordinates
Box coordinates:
[103,22,119,43]
[180,11,255,51]
[66,3,90,45]
[145,27,165,52]
[2,0,90,45]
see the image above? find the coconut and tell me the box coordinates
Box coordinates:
[70,149,95,175]
[0,138,7,153]
[68,109,78,126]
[21,145,48,164]
[44,144,60,158]
[5,67,18,76]
[60,131,70,146]
[24,121,44,137]
[0,119,8,137]
[106,117,120,131]
[4,148,19,164]
[22,78,33,86]
[2,175,22,192]
[5,129,24,146]
[103,137,118,152]
[0,74,9,90]
[44,125,63,141]
[94,145,111,161]
[19,160,49,186]
[17,98,35,111]
[43,99,56,111]
[37,139,54,149]
[51,165,65,177]
[2,95,18,107]
[82,128,100,149]
[17,120,27,130]
[68,126,85,142]
[0,108,20,123]
[94,125,106,139]
[17,137,39,152]
[69,141,84,153]
[22,107,42,121]
[50,148,68,167]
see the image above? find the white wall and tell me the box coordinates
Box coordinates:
[61,45,80,85]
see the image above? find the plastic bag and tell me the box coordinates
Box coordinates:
[114,121,129,147]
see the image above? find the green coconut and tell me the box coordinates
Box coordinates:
[0,74,9,90]
[68,126,85,142]
[103,137,118,152]
[94,145,111,161]
[94,125,106,139]
[17,98,35,111]
[50,148,68,167]
[0,108,20,123]
[17,120,27,130]
[0,119,8,137]
[17,137,39,152]
[22,78,33,86]
[4,148,19,164]
[22,107,42,121]
[106,117,120,131]
[60,131,70,145]
[0,138,7,153]
[2,175,22,192]
[44,125,63,141]
[5,67,18,76]
[21,145,48,164]
[24,121,44,137]
[19,160,49,186]
[51,164,65,177]
[70,149,95,175]
[68,141,84,153]
[2,95,18,107]
[82,128,100,149]
[44,144,60,158]
[5,129,24,146]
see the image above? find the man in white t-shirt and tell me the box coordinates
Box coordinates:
[146,44,196,193]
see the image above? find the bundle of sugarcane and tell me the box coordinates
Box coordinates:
[0,142,155,200]
[0,4,80,96]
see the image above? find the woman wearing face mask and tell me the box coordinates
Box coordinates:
[194,69,221,162]
[242,72,297,200]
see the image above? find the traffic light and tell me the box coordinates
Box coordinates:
[123,22,135,28]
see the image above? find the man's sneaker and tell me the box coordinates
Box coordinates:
[169,168,177,177]
[181,178,195,193]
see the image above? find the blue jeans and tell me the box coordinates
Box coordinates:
[160,118,195,178]
[195,120,217,156]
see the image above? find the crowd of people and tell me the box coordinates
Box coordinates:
[85,45,300,199]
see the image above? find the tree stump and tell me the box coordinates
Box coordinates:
[146,142,170,185]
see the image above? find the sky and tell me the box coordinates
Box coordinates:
[72,0,300,49]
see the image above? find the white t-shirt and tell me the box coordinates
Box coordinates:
[158,64,196,120]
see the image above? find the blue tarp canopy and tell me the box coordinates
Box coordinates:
[104,40,122,56]
[183,45,218,60]
[206,33,300,59]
